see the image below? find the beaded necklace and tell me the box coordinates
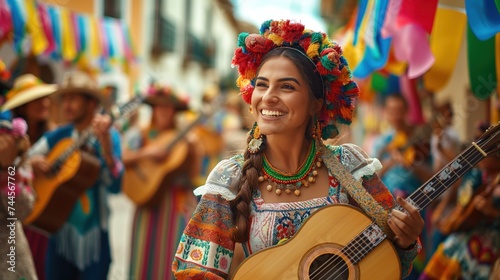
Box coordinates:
[259,140,322,196]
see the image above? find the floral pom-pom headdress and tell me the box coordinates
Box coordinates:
[231,19,360,139]
[143,83,189,111]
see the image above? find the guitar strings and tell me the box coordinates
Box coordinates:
[310,224,376,279]
[308,146,484,280]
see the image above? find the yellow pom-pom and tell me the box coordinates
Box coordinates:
[306,43,320,58]
[268,34,284,46]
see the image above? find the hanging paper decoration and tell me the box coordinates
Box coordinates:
[465,0,500,41]
[467,25,497,100]
[25,0,47,55]
[352,0,392,78]
[89,16,102,59]
[381,0,438,79]
[37,3,56,54]
[423,7,467,93]
[343,0,500,102]
[0,0,136,70]
[7,0,26,53]
[0,0,13,42]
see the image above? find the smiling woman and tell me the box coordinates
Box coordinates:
[172,19,424,280]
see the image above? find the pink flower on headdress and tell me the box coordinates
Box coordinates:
[245,34,274,54]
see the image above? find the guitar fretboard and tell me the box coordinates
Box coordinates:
[342,223,386,264]
[403,145,484,212]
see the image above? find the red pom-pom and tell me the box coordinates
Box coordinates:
[316,63,328,76]
[277,20,305,42]
[241,84,254,104]
[299,37,311,52]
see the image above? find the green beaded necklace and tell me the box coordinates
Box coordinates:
[259,140,322,196]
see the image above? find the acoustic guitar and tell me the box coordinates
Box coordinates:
[232,122,500,280]
[123,97,223,206]
[24,96,144,233]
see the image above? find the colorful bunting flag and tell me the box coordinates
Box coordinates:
[0,0,136,70]
[467,25,497,100]
[423,7,467,93]
[465,0,500,41]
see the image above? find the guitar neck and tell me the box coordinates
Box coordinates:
[163,113,205,152]
[405,145,485,211]
[53,96,145,166]
[162,97,225,152]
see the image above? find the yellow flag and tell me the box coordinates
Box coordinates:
[89,16,101,58]
[60,8,77,61]
[423,8,467,92]
[25,0,48,55]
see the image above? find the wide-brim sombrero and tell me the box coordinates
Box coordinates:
[1,74,57,112]
[54,71,103,103]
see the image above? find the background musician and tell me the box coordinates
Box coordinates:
[421,122,500,280]
[372,94,433,278]
[372,94,433,199]
[28,71,123,280]
[122,84,198,280]
[0,101,38,279]
[1,73,58,280]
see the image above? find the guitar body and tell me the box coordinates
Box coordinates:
[24,138,100,233]
[123,131,189,206]
[232,204,401,280]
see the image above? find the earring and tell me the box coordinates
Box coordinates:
[249,106,253,113]
[248,122,263,154]
[312,116,321,140]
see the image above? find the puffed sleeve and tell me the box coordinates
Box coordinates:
[173,158,241,279]
[193,157,242,200]
[340,144,421,279]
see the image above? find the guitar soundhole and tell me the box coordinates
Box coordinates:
[309,254,349,280]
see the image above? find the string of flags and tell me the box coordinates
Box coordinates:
[0,0,137,70]
[338,0,500,100]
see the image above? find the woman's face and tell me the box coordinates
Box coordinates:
[251,56,314,137]
[152,104,175,131]
[25,96,51,122]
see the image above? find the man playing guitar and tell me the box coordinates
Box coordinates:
[29,71,123,280]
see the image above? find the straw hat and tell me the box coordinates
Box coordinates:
[1,74,57,112]
[55,71,103,102]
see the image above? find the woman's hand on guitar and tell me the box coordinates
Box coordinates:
[388,196,424,249]
[31,155,50,176]
[0,134,17,168]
